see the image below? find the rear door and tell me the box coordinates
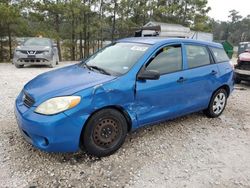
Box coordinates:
[210,47,234,91]
[180,44,221,111]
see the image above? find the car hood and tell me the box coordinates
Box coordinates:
[16,45,51,51]
[239,52,250,61]
[24,64,116,103]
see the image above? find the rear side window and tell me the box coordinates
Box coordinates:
[146,45,182,75]
[185,45,211,68]
[210,47,229,62]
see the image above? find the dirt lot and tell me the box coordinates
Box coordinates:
[0,62,250,188]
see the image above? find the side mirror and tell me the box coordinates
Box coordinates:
[52,43,57,48]
[137,69,160,80]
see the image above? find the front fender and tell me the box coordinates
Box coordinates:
[64,78,138,137]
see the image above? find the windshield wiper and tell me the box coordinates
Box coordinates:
[87,65,111,75]
[82,63,90,70]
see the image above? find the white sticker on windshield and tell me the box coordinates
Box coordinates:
[123,66,129,70]
[131,46,148,51]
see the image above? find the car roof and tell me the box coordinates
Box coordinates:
[117,37,223,48]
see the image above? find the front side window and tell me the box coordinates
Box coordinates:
[85,42,150,76]
[146,45,182,75]
[210,47,229,62]
[186,45,211,68]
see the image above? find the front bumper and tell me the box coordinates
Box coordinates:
[14,97,88,153]
[13,53,53,65]
[234,69,250,81]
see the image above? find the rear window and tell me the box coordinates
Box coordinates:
[210,47,229,62]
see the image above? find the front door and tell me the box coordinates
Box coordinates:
[135,44,187,126]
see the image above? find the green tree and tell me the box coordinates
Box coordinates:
[212,10,250,45]
[0,1,23,61]
[0,0,213,62]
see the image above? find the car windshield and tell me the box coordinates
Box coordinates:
[84,42,150,76]
[23,38,51,46]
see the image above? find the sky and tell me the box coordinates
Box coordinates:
[207,0,250,21]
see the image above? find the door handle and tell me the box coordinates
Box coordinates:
[177,77,187,83]
[211,70,218,75]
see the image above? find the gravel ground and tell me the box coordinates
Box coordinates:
[0,62,250,188]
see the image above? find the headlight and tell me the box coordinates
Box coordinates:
[43,50,50,55]
[35,96,81,115]
[15,50,21,55]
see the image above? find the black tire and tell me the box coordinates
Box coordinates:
[49,55,57,68]
[82,109,128,157]
[234,76,241,84]
[204,88,228,118]
[48,64,55,68]
[14,63,24,68]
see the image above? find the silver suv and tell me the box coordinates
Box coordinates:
[13,37,59,68]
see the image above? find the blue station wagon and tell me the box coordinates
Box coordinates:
[15,38,234,157]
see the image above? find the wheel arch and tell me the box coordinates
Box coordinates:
[207,84,230,109]
[215,84,230,98]
[101,105,133,132]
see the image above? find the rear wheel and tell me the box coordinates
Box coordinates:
[82,109,128,157]
[204,88,228,118]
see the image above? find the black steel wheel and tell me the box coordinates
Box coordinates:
[82,109,128,157]
[93,118,121,148]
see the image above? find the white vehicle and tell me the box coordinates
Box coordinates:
[13,37,59,68]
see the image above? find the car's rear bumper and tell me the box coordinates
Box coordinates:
[234,69,250,81]
[14,96,88,152]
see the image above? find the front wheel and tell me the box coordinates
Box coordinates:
[204,89,228,118]
[49,55,57,68]
[82,109,128,157]
[14,62,24,68]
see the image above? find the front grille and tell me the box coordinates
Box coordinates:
[20,50,44,55]
[20,50,28,54]
[36,51,44,54]
[23,92,35,108]
[238,61,250,70]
